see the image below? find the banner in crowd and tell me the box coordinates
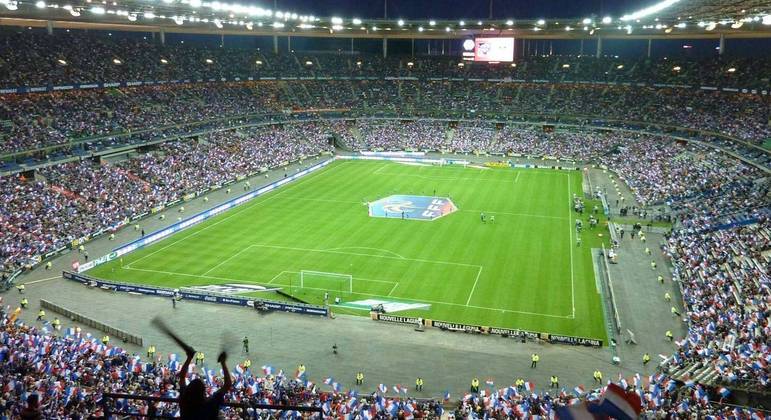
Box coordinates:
[63,271,328,316]
[3,78,765,97]
[372,313,602,347]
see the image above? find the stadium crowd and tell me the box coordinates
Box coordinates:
[0,123,331,275]
[2,30,771,89]
[0,306,767,419]
[0,28,770,418]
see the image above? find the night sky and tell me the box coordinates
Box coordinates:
[271,0,644,20]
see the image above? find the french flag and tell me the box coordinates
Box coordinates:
[378,383,387,394]
[524,381,535,392]
[573,385,585,396]
[590,383,642,420]
[262,365,273,376]
[323,377,333,385]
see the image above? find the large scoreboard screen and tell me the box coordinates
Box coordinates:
[462,38,515,62]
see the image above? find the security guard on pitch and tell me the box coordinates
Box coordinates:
[17,284,25,294]
[666,330,674,341]
[195,352,205,365]
[36,309,45,321]
[355,372,364,385]
[243,359,252,370]
[20,298,28,308]
[550,375,559,388]
[642,353,651,366]
[101,335,110,346]
[147,345,156,359]
[415,377,424,392]
[52,317,61,330]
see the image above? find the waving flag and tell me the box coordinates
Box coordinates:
[590,383,642,420]
[323,377,333,385]
[718,387,730,398]
[573,385,585,396]
[261,365,273,376]
[378,383,387,394]
[524,382,535,392]
[443,391,451,401]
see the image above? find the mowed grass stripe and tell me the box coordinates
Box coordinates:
[90,160,607,340]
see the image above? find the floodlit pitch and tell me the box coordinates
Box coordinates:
[89,160,609,341]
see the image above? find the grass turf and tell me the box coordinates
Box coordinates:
[89,160,609,341]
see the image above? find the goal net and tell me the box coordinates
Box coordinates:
[299,270,353,294]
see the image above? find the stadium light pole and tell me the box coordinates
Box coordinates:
[596,36,603,58]
[718,33,725,55]
[647,38,652,58]
[383,36,388,58]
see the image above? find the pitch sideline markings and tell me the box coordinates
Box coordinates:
[125,161,350,269]
[460,209,567,221]
[567,173,577,318]
[124,266,260,285]
[464,265,484,306]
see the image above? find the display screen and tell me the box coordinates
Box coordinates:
[469,37,514,62]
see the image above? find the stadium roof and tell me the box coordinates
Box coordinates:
[1,0,770,39]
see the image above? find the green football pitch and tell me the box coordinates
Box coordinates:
[89,159,609,341]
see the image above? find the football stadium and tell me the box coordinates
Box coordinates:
[0,0,769,418]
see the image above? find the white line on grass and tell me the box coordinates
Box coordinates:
[323,246,406,260]
[515,172,521,183]
[126,162,348,268]
[387,283,400,296]
[460,209,567,221]
[465,265,484,305]
[200,246,255,276]
[249,243,482,268]
[266,271,291,285]
[282,197,360,205]
[124,266,256,284]
[567,173,577,318]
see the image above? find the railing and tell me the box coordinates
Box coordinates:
[600,244,622,335]
[101,393,323,419]
[0,269,22,292]
[40,298,143,346]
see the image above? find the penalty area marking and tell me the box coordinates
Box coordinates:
[122,265,570,319]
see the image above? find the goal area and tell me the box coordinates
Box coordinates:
[299,270,353,294]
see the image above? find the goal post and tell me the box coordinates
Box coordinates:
[299,270,353,294]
